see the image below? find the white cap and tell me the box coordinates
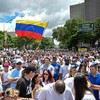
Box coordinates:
[16,59,23,64]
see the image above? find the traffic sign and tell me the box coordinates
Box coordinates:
[78,23,94,32]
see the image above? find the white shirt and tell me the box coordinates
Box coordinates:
[2,71,10,85]
[38,83,74,100]
[64,77,75,95]
[42,81,50,86]
[82,91,96,100]
[59,64,71,80]
[64,78,96,100]
[34,86,42,100]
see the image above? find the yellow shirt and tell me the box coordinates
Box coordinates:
[87,81,91,88]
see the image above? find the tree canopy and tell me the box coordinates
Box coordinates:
[0,31,54,50]
[52,18,100,49]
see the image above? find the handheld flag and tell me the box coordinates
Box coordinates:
[4,32,7,47]
[15,20,48,40]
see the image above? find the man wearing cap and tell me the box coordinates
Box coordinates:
[16,66,36,98]
[59,58,71,80]
[7,59,23,88]
[1,63,10,91]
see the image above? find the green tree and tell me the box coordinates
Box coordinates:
[53,19,83,48]
[14,37,35,49]
[52,18,97,49]
[0,31,4,49]
[94,17,100,41]
[32,40,41,49]
[40,37,54,49]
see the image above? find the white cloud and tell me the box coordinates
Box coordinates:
[0,0,84,38]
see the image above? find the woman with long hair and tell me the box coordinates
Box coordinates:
[32,73,43,100]
[64,64,77,79]
[74,73,96,100]
[78,63,86,73]
[42,69,54,86]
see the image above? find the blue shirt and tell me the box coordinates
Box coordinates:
[10,68,23,88]
[88,72,100,100]
[51,62,61,81]
[40,64,54,73]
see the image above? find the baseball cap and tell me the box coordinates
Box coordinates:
[16,59,23,64]
[71,64,77,68]
[3,63,9,67]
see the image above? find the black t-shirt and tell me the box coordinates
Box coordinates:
[16,77,32,98]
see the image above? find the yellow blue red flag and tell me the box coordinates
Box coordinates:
[15,20,48,40]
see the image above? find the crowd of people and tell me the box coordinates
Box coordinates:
[0,47,99,100]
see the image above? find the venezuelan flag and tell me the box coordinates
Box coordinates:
[15,20,48,40]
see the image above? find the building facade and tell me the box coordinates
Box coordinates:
[85,0,100,21]
[70,3,85,20]
[8,32,16,36]
[70,0,100,21]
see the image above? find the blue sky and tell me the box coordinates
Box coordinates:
[0,12,24,23]
[0,0,84,41]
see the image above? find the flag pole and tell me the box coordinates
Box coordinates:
[3,22,8,48]
[40,21,48,48]
[15,19,48,58]
[31,21,48,61]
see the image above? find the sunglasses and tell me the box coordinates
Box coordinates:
[43,73,49,75]
[17,63,22,65]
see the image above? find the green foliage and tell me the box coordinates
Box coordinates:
[40,37,54,49]
[32,40,41,49]
[13,37,35,49]
[52,19,82,48]
[0,31,54,50]
[94,18,100,40]
[52,18,98,49]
